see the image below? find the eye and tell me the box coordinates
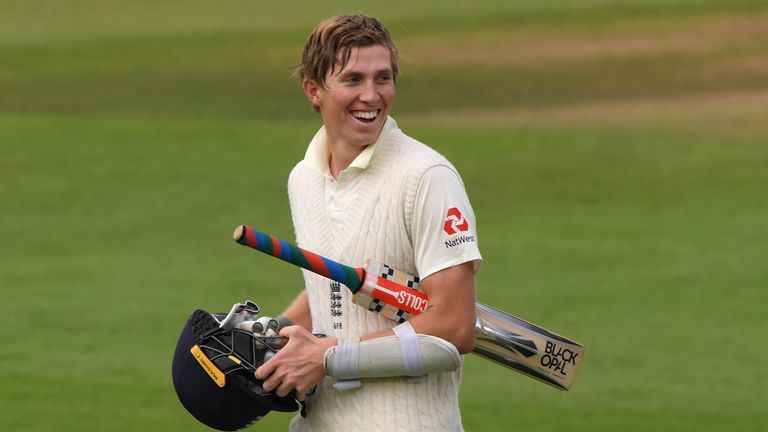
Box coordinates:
[344,75,361,84]
[376,74,392,83]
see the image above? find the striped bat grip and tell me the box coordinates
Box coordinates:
[233,225,365,293]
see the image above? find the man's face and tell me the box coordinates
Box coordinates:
[304,45,396,150]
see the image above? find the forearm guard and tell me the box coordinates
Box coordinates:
[323,334,462,379]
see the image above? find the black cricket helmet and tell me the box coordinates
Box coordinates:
[172,303,301,430]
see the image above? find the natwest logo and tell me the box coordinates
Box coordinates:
[443,207,469,235]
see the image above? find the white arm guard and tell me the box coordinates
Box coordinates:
[323,334,462,379]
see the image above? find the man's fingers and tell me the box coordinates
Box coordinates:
[278,324,302,338]
[276,388,287,398]
[260,373,280,393]
[254,364,269,381]
[257,359,284,393]
[276,381,294,398]
[296,390,306,402]
[255,352,279,380]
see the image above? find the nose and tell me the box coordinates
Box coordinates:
[359,79,380,104]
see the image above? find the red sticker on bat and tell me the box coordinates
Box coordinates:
[372,276,429,315]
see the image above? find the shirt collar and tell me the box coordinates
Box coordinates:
[303,116,397,176]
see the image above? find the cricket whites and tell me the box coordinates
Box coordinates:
[233,224,585,390]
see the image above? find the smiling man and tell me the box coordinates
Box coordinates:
[302,42,395,178]
[254,14,482,431]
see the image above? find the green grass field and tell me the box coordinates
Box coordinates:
[1,1,767,430]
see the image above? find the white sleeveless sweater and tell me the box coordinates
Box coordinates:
[287,120,465,431]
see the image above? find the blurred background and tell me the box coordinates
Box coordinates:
[1,0,766,430]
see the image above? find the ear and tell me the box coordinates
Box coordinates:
[302,79,323,111]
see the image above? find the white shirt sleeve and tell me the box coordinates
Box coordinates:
[412,165,482,280]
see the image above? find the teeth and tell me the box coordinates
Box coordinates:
[352,111,377,120]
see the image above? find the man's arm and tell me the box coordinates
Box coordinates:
[363,261,476,353]
[256,261,477,399]
[281,289,312,331]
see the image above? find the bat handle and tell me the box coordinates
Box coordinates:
[233,225,365,292]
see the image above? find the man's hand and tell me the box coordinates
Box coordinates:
[255,325,336,401]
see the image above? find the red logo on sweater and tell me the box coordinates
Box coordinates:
[443,207,469,235]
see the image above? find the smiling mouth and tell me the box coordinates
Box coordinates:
[351,110,379,124]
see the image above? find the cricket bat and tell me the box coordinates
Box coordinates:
[233,224,584,390]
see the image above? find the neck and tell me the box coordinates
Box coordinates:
[328,143,366,179]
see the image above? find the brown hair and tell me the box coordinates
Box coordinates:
[297,14,399,88]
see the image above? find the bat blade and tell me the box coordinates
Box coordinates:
[474,303,584,390]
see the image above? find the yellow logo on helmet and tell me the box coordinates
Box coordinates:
[191,344,226,387]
